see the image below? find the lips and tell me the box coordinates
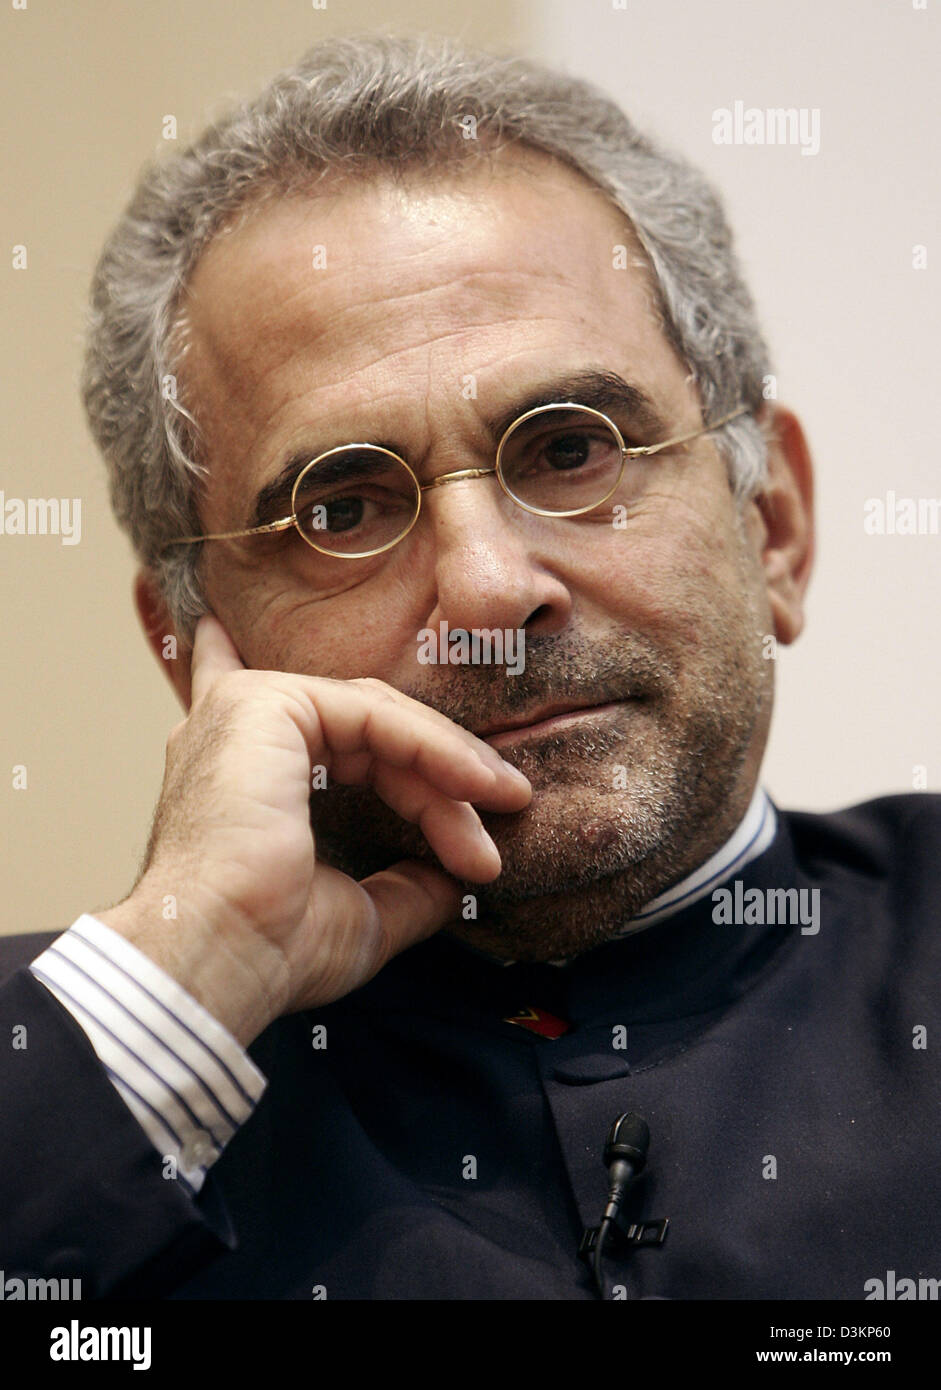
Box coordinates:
[478,700,624,746]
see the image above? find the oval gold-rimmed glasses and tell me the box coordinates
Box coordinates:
[162,401,749,560]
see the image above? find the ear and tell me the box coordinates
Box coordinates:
[133,569,195,710]
[747,404,815,646]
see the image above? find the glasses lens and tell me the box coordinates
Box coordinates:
[292,447,420,557]
[497,407,624,515]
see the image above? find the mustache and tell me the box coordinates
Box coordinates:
[393,628,675,733]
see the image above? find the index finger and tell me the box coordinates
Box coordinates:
[189,613,247,705]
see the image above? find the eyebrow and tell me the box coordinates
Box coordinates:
[245,369,667,529]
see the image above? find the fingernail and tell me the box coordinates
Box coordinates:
[477,820,499,858]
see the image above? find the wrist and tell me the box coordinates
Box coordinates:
[95,879,290,1047]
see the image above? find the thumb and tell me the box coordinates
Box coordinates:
[359,860,464,964]
[190,613,246,705]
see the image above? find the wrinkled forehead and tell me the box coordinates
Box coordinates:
[172,145,665,394]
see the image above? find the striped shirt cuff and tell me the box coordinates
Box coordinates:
[29,914,267,1195]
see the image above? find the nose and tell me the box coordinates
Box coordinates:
[419,472,573,637]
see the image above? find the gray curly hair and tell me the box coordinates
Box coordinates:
[81,32,772,643]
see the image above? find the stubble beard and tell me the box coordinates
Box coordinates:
[310,549,772,962]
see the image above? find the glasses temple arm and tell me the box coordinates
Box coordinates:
[162,515,297,549]
[624,405,750,457]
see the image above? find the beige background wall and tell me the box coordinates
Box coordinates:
[2,0,937,937]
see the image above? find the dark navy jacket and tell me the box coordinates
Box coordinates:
[1,795,939,1299]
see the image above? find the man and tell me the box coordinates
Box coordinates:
[1,33,938,1301]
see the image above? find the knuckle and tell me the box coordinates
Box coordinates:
[362,908,395,974]
[350,675,395,699]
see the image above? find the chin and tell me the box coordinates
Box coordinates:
[446,870,659,962]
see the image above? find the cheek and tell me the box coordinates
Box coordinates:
[571,507,744,647]
[205,538,432,678]
[223,586,424,680]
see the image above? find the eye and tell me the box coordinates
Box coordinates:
[534,428,612,473]
[291,449,421,557]
[300,494,370,535]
